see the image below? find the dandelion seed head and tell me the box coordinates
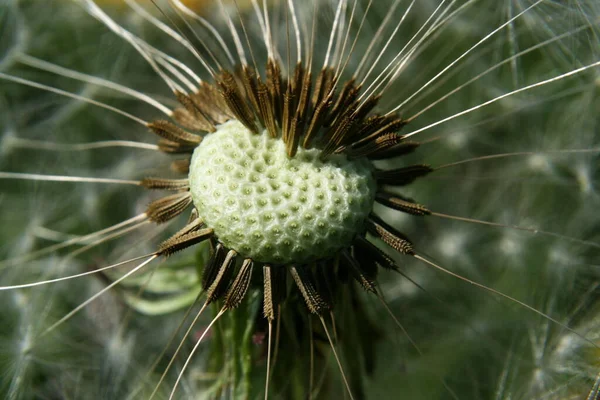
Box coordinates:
[188,120,376,264]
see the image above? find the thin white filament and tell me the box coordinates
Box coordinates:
[0,73,148,126]
[149,301,209,400]
[79,0,181,92]
[0,254,155,290]
[8,138,159,152]
[287,0,302,64]
[409,22,597,120]
[169,308,226,400]
[125,0,215,78]
[389,0,546,114]
[402,60,600,138]
[0,172,140,186]
[170,0,235,65]
[17,54,172,116]
[39,255,159,337]
[323,0,345,68]
[360,0,455,103]
[0,214,147,269]
[354,0,404,78]
[217,0,248,66]
[413,254,599,350]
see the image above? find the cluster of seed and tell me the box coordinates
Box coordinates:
[188,120,376,264]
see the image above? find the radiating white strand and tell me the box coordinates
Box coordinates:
[18,55,172,116]
[361,0,459,104]
[354,0,404,78]
[250,0,270,58]
[79,0,186,93]
[402,60,600,139]
[0,73,148,125]
[331,0,348,68]
[169,308,227,400]
[389,0,546,114]
[262,0,274,59]
[125,0,215,77]
[381,0,463,96]
[323,0,345,68]
[171,0,235,65]
[8,138,159,152]
[333,0,360,78]
[409,22,595,120]
[381,0,472,97]
[40,255,159,337]
[334,0,373,81]
[217,0,248,66]
[0,214,147,270]
[0,254,154,290]
[154,55,198,92]
[0,172,141,186]
[143,44,202,86]
[158,1,223,74]
[287,0,302,63]
[358,0,434,99]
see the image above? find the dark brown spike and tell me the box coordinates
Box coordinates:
[190,82,233,124]
[324,79,359,127]
[171,158,191,174]
[205,249,237,304]
[157,139,196,154]
[286,116,302,157]
[223,259,254,310]
[374,164,433,186]
[290,265,330,315]
[266,58,284,124]
[146,192,192,223]
[303,92,334,148]
[345,115,396,148]
[354,236,398,271]
[321,109,358,157]
[366,141,420,160]
[172,215,203,237]
[291,62,305,95]
[376,192,431,216]
[202,244,226,289]
[354,94,381,122]
[343,133,405,158]
[171,108,213,132]
[349,117,406,149]
[295,66,312,124]
[340,250,377,293]
[366,214,414,255]
[281,89,294,143]
[263,265,276,321]
[157,227,213,257]
[217,71,258,134]
[241,65,263,125]
[140,178,189,191]
[257,82,278,138]
[148,120,202,145]
[311,67,334,108]
[174,91,215,132]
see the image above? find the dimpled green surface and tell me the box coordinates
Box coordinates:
[188,120,376,264]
